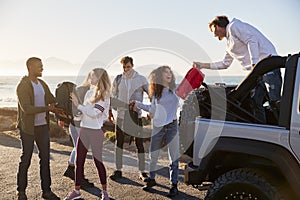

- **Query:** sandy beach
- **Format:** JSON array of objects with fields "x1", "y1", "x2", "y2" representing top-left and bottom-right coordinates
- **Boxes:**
[{"x1": 0, "y1": 107, "x2": 206, "y2": 199}]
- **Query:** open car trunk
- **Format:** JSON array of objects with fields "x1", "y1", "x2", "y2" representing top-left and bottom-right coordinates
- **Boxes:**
[{"x1": 197, "y1": 55, "x2": 287, "y2": 126}]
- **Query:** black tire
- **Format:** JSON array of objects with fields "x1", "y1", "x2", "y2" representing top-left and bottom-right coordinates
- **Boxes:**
[{"x1": 205, "y1": 168, "x2": 284, "y2": 200}]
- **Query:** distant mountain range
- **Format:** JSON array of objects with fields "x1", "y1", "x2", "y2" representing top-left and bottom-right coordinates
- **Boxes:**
[{"x1": 0, "y1": 57, "x2": 249, "y2": 77}]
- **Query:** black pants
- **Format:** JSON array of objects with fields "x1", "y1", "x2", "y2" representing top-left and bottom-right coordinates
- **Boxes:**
[
  {"x1": 115, "y1": 118, "x2": 145, "y2": 171},
  {"x1": 17, "y1": 125, "x2": 51, "y2": 193}
]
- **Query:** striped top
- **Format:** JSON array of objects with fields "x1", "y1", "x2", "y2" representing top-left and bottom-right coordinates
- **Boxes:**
[{"x1": 77, "y1": 86, "x2": 110, "y2": 129}]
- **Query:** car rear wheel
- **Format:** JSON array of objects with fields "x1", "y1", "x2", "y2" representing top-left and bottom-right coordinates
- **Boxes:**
[{"x1": 205, "y1": 168, "x2": 284, "y2": 200}]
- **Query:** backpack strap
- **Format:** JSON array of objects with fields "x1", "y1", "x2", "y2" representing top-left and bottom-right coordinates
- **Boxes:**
[
  {"x1": 115, "y1": 74, "x2": 122, "y2": 97},
  {"x1": 111, "y1": 74, "x2": 128, "y2": 110}
]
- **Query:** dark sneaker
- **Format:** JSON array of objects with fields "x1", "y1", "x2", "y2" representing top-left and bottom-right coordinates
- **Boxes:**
[
  {"x1": 64, "y1": 190, "x2": 81, "y2": 200},
  {"x1": 63, "y1": 165, "x2": 75, "y2": 180},
  {"x1": 42, "y1": 191, "x2": 60, "y2": 200},
  {"x1": 81, "y1": 177, "x2": 94, "y2": 188},
  {"x1": 17, "y1": 191, "x2": 27, "y2": 200},
  {"x1": 142, "y1": 178, "x2": 157, "y2": 191},
  {"x1": 139, "y1": 172, "x2": 149, "y2": 182},
  {"x1": 167, "y1": 184, "x2": 179, "y2": 197},
  {"x1": 109, "y1": 170, "x2": 122, "y2": 180}
]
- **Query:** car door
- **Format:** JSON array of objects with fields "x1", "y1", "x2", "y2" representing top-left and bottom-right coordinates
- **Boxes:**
[{"x1": 290, "y1": 55, "x2": 300, "y2": 161}]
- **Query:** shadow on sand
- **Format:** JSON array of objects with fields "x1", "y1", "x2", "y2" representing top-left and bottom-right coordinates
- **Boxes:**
[{"x1": 0, "y1": 132, "x2": 21, "y2": 149}]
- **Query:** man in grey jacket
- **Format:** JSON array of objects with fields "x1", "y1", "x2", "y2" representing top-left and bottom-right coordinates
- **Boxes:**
[{"x1": 109, "y1": 56, "x2": 149, "y2": 182}]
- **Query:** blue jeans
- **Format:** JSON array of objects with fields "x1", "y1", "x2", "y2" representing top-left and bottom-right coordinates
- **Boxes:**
[
  {"x1": 17, "y1": 125, "x2": 51, "y2": 193},
  {"x1": 149, "y1": 120, "x2": 179, "y2": 185},
  {"x1": 253, "y1": 68, "x2": 282, "y2": 123},
  {"x1": 69, "y1": 124, "x2": 80, "y2": 165}
]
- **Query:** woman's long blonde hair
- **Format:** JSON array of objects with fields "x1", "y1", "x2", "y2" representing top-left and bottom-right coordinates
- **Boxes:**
[{"x1": 89, "y1": 68, "x2": 111, "y2": 103}]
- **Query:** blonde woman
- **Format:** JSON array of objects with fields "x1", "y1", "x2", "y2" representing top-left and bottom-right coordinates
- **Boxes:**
[
  {"x1": 65, "y1": 68, "x2": 111, "y2": 200},
  {"x1": 62, "y1": 72, "x2": 93, "y2": 188}
]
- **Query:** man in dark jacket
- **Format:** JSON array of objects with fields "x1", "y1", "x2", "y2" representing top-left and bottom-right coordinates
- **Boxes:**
[{"x1": 16, "y1": 57, "x2": 61, "y2": 200}]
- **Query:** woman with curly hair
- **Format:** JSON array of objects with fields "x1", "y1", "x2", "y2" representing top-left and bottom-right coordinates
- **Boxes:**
[{"x1": 133, "y1": 65, "x2": 180, "y2": 197}]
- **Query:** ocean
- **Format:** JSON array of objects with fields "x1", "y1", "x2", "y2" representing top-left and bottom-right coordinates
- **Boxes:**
[
  {"x1": 0, "y1": 75, "x2": 244, "y2": 108},
  {"x1": 0, "y1": 76, "x2": 81, "y2": 108}
]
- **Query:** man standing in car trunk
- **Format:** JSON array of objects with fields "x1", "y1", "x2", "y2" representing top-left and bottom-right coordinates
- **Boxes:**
[{"x1": 194, "y1": 15, "x2": 282, "y2": 123}]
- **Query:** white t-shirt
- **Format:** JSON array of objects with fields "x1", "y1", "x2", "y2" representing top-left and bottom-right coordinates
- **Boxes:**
[{"x1": 32, "y1": 80, "x2": 47, "y2": 126}]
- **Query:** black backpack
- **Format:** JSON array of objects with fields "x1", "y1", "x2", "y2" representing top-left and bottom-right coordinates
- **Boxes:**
[{"x1": 55, "y1": 81, "x2": 77, "y2": 125}]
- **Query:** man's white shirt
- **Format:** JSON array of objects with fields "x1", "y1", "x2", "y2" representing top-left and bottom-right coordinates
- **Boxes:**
[{"x1": 210, "y1": 18, "x2": 277, "y2": 70}]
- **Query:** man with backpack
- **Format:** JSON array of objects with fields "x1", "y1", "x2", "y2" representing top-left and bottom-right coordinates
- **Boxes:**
[{"x1": 109, "y1": 56, "x2": 149, "y2": 182}]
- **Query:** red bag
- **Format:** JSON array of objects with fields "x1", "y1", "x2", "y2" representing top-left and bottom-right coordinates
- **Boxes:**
[{"x1": 176, "y1": 68, "x2": 205, "y2": 99}]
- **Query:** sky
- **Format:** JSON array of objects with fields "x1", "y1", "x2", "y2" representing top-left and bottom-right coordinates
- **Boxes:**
[{"x1": 0, "y1": 0, "x2": 299, "y2": 77}]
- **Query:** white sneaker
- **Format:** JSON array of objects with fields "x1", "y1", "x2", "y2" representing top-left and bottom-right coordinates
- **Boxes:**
[
  {"x1": 64, "y1": 190, "x2": 81, "y2": 200},
  {"x1": 101, "y1": 190, "x2": 110, "y2": 200}
]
